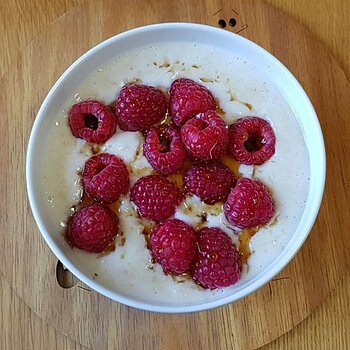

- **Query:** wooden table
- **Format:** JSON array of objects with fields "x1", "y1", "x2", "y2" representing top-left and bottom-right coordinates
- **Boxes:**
[{"x1": 1, "y1": 0, "x2": 349, "y2": 349}]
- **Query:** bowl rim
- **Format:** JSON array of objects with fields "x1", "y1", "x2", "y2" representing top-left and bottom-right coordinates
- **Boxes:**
[{"x1": 26, "y1": 22, "x2": 326, "y2": 313}]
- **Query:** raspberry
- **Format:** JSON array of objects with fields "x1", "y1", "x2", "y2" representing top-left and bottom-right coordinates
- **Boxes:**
[
  {"x1": 191, "y1": 227, "x2": 241, "y2": 289},
  {"x1": 67, "y1": 204, "x2": 119, "y2": 253},
  {"x1": 115, "y1": 84, "x2": 167, "y2": 131},
  {"x1": 181, "y1": 110, "x2": 228, "y2": 160},
  {"x1": 224, "y1": 177, "x2": 275, "y2": 229},
  {"x1": 229, "y1": 117, "x2": 276, "y2": 165},
  {"x1": 150, "y1": 219, "x2": 197, "y2": 274},
  {"x1": 169, "y1": 78, "x2": 216, "y2": 126},
  {"x1": 143, "y1": 127, "x2": 187, "y2": 175},
  {"x1": 184, "y1": 162, "x2": 236, "y2": 204},
  {"x1": 82, "y1": 153, "x2": 129, "y2": 204},
  {"x1": 130, "y1": 175, "x2": 183, "y2": 221},
  {"x1": 69, "y1": 100, "x2": 117, "y2": 144}
]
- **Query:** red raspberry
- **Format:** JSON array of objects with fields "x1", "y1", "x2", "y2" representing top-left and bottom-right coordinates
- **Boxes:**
[
  {"x1": 150, "y1": 219, "x2": 197, "y2": 275},
  {"x1": 184, "y1": 162, "x2": 236, "y2": 204},
  {"x1": 229, "y1": 117, "x2": 276, "y2": 165},
  {"x1": 191, "y1": 227, "x2": 241, "y2": 289},
  {"x1": 82, "y1": 153, "x2": 129, "y2": 204},
  {"x1": 115, "y1": 84, "x2": 167, "y2": 131},
  {"x1": 143, "y1": 127, "x2": 187, "y2": 175},
  {"x1": 224, "y1": 177, "x2": 275, "y2": 229},
  {"x1": 67, "y1": 204, "x2": 119, "y2": 253},
  {"x1": 181, "y1": 110, "x2": 228, "y2": 160},
  {"x1": 69, "y1": 100, "x2": 117, "y2": 144},
  {"x1": 169, "y1": 78, "x2": 216, "y2": 126},
  {"x1": 130, "y1": 175, "x2": 183, "y2": 221}
]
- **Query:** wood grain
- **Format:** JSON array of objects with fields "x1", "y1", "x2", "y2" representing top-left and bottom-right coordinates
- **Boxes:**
[
  {"x1": 0, "y1": 0, "x2": 86, "y2": 78},
  {"x1": 0, "y1": 277, "x2": 86, "y2": 350},
  {"x1": 264, "y1": 0, "x2": 350, "y2": 79},
  {"x1": 1, "y1": 270, "x2": 350, "y2": 349},
  {"x1": 1, "y1": 0, "x2": 350, "y2": 349}
]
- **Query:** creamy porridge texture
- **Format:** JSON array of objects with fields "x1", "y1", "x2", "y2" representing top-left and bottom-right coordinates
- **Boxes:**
[{"x1": 43, "y1": 41, "x2": 310, "y2": 303}]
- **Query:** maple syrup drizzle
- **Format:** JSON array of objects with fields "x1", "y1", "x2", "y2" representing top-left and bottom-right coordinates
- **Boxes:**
[
  {"x1": 243, "y1": 102, "x2": 253, "y2": 111},
  {"x1": 216, "y1": 106, "x2": 225, "y2": 116},
  {"x1": 166, "y1": 158, "x2": 192, "y2": 190},
  {"x1": 63, "y1": 81, "x2": 264, "y2": 274},
  {"x1": 70, "y1": 189, "x2": 94, "y2": 212},
  {"x1": 102, "y1": 240, "x2": 116, "y2": 255},
  {"x1": 238, "y1": 226, "x2": 261, "y2": 264},
  {"x1": 221, "y1": 154, "x2": 241, "y2": 179},
  {"x1": 90, "y1": 143, "x2": 101, "y2": 155},
  {"x1": 170, "y1": 272, "x2": 193, "y2": 283},
  {"x1": 141, "y1": 222, "x2": 155, "y2": 249},
  {"x1": 158, "y1": 112, "x2": 173, "y2": 127},
  {"x1": 118, "y1": 237, "x2": 126, "y2": 247}
]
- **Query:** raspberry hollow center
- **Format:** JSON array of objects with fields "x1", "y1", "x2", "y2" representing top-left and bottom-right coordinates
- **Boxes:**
[
  {"x1": 197, "y1": 119, "x2": 209, "y2": 130},
  {"x1": 95, "y1": 163, "x2": 106, "y2": 174},
  {"x1": 83, "y1": 114, "x2": 99, "y2": 130},
  {"x1": 158, "y1": 132, "x2": 172, "y2": 153},
  {"x1": 244, "y1": 130, "x2": 265, "y2": 152}
]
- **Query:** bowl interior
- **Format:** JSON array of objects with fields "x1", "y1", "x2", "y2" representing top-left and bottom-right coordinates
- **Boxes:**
[{"x1": 26, "y1": 23, "x2": 325, "y2": 313}]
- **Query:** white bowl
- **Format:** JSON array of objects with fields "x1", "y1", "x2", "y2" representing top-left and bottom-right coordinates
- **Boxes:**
[{"x1": 26, "y1": 23, "x2": 326, "y2": 313}]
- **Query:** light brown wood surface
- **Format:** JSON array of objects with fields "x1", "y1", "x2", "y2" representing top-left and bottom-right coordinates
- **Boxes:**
[{"x1": 1, "y1": 0, "x2": 350, "y2": 349}]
